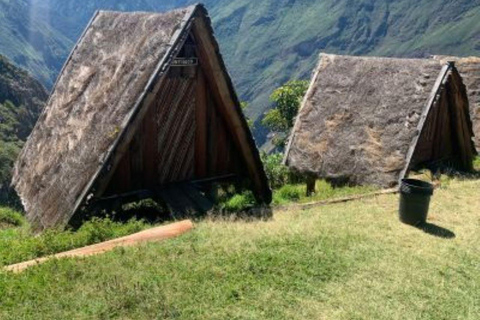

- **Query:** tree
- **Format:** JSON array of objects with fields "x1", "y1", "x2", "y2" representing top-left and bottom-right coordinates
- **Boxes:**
[
  {"x1": 240, "y1": 101, "x2": 254, "y2": 129},
  {"x1": 262, "y1": 80, "x2": 308, "y2": 148}
]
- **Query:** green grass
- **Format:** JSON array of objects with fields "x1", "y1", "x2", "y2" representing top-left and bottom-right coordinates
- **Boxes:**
[
  {"x1": 0, "y1": 207, "x2": 24, "y2": 229},
  {"x1": 0, "y1": 179, "x2": 479, "y2": 319},
  {"x1": 273, "y1": 180, "x2": 378, "y2": 205},
  {"x1": 474, "y1": 156, "x2": 480, "y2": 171},
  {"x1": 0, "y1": 216, "x2": 148, "y2": 267},
  {"x1": 216, "y1": 179, "x2": 377, "y2": 211},
  {"x1": 219, "y1": 191, "x2": 256, "y2": 212}
]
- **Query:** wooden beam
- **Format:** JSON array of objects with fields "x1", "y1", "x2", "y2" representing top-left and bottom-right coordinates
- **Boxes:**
[
  {"x1": 191, "y1": 17, "x2": 269, "y2": 203},
  {"x1": 207, "y1": 96, "x2": 218, "y2": 176},
  {"x1": 306, "y1": 176, "x2": 316, "y2": 197}
]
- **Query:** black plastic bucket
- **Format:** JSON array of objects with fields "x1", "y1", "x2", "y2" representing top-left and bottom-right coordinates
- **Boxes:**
[{"x1": 399, "y1": 179, "x2": 434, "y2": 226}]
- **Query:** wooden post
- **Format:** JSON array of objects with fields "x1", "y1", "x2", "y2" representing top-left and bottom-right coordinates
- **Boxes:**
[{"x1": 306, "y1": 175, "x2": 316, "y2": 197}]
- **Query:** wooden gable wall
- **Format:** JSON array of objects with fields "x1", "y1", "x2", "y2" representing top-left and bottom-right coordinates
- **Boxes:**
[
  {"x1": 411, "y1": 70, "x2": 475, "y2": 172},
  {"x1": 104, "y1": 33, "x2": 246, "y2": 196}
]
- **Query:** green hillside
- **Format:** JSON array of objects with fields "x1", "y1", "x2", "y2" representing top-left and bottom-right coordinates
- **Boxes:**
[
  {"x1": 207, "y1": 0, "x2": 480, "y2": 124},
  {"x1": 1, "y1": 0, "x2": 479, "y2": 142},
  {"x1": 0, "y1": 55, "x2": 48, "y2": 203},
  {"x1": 0, "y1": 0, "x2": 72, "y2": 86}
]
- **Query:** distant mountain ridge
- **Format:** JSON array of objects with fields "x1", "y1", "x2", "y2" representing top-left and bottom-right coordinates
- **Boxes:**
[{"x1": 1, "y1": 0, "x2": 480, "y2": 143}]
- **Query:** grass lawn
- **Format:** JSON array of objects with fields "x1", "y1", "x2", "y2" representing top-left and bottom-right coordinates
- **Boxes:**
[
  {"x1": 1, "y1": 178, "x2": 479, "y2": 319},
  {"x1": 272, "y1": 180, "x2": 378, "y2": 205}
]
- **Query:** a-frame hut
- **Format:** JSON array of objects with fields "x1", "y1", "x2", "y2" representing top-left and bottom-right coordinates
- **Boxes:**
[
  {"x1": 12, "y1": 4, "x2": 271, "y2": 231},
  {"x1": 284, "y1": 54, "x2": 476, "y2": 188},
  {"x1": 433, "y1": 56, "x2": 480, "y2": 150}
]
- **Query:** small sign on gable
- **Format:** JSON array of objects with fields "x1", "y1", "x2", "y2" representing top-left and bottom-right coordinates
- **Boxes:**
[{"x1": 171, "y1": 58, "x2": 198, "y2": 67}]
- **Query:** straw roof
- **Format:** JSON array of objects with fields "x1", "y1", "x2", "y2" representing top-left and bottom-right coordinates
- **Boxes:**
[{"x1": 285, "y1": 54, "x2": 475, "y2": 187}]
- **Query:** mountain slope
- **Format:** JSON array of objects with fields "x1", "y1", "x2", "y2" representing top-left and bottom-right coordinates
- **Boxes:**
[
  {"x1": 0, "y1": 0, "x2": 72, "y2": 86},
  {"x1": 0, "y1": 55, "x2": 47, "y2": 142},
  {"x1": 0, "y1": 54, "x2": 48, "y2": 201},
  {"x1": 207, "y1": 0, "x2": 480, "y2": 121},
  {"x1": 0, "y1": 0, "x2": 479, "y2": 142}
]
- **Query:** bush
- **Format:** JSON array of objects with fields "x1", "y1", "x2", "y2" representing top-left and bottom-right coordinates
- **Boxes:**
[
  {"x1": 220, "y1": 191, "x2": 255, "y2": 212},
  {"x1": 262, "y1": 153, "x2": 291, "y2": 189},
  {"x1": 78, "y1": 217, "x2": 146, "y2": 243},
  {"x1": 0, "y1": 207, "x2": 24, "y2": 227},
  {"x1": 474, "y1": 156, "x2": 480, "y2": 171},
  {"x1": 262, "y1": 152, "x2": 306, "y2": 190},
  {"x1": 273, "y1": 184, "x2": 305, "y2": 204}
]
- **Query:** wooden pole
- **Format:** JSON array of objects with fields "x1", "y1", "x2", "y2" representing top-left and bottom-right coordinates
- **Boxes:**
[{"x1": 306, "y1": 175, "x2": 316, "y2": 197}]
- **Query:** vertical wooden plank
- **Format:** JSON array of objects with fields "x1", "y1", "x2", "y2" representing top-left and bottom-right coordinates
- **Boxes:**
[
  {"x1": 449, "y1": 74, "x2": 473, "y2": 170},
  {"x1": 104, "y1": 147, "x2": 131, "y2": 195},
  {"x1": 207, "y1": 87, "x2": 217, "y2": 176},
  {"x1": 154, "y1": 74, "x2": 196, "y2": 184},
  {"x1": 195, "y1": 68, "x2": 208, "y2": 178},
  {"x1": 431, "y1": 91, "x2": 448, "y2": 160},
  {"x1": 216, "y1": 114, "x2": 228, "y2": 174},
  {"x1": 119, "y1": 151, "x2": 131, "y2": 194},
  {"x1": 130, "y1": 134, "x2": 143, "y2": 190},
  {"x1": 306, "y1": 176, "x2": 316, "y2": 197},
  {"x1": 143, "y1": 101, "x2": 157, "y2": 188}
]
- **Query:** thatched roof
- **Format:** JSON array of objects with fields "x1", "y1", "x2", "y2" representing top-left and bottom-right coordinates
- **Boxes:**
[
  {"x1": 433, "y1": 56, "x2": 480, "y2": 150},
  {"x1": 13, "y1": 4, "x2": 270, "y2": 231},
  {"x1": 285, "y1": 54, "x2": 475, "y2": 187}
]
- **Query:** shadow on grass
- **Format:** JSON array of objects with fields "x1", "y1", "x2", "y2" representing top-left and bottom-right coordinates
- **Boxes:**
[
  {"x1": 416, "y1": 222, "x2": 456, "y2": 239},
  {"x1": 209, "y1": 206, "x2": 273, "y2": 222},
  {"x1": 73, "y1": 198, "x2": 273, "y2": 230},
  {"x1": 458, "y1": 170, "x2": 480, "y2": 180}
]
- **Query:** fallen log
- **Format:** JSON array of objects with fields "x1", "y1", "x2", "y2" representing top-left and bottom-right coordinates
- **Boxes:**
[{"x1": 5, "y1": 220, "x2": 194, "y2": 273}]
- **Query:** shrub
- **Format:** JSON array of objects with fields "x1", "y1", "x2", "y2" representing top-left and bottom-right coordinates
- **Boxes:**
[
  {"x1": 474, "y1": 156, "x2": 480, "y2": 171},
  {"x1": 262, "y1": 152, "x2": 306, "y2": 190},
  {"x1": 0, "y1": 207, "x2": 24, "y2": 227},
  {"x1": 78, "y1": 217, "x2": 146, "y2": 243},
  {"x1": 220, "y1": 191, "x2": 255, "y2": 212},
  {"x1": 274, "y1": 184, "x2": 304, "y2": 204},
  {"x1": 262, "y1": 153, "x2": 291, "y2": 189}
]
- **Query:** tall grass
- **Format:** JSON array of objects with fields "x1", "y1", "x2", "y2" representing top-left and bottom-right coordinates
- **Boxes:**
[
  {"x1": 474, "y1": 156, "x2": 480, "y2": 171},
  {"x1": 0, "y1": 207, "x2": 24, "y2": 228},
  {"x1": 0, "y1": 216, "x2": 148, "y2": 267},
  {"x1": 273, "y1": 180, "x2": 377, "y2": 205}
]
